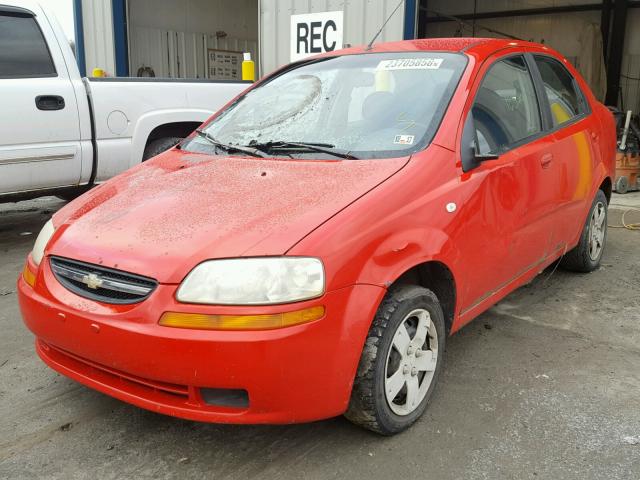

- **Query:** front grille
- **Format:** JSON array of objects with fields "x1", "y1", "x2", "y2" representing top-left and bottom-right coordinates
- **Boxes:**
[{"x1": 50, "y1": 256, "x2": 157, "y2": 304}]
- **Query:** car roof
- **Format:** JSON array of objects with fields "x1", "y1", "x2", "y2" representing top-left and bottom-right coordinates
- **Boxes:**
[{"x1": 317, "y1": 37, "x2": 548, "y2": 58}]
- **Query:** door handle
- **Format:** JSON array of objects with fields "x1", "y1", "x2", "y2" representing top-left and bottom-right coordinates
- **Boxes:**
[
  {"x1": 540, "y1": 153, "x2": 553, "y2": 169},
  {"x1": 35, "y1": 95, "x2": 65, "y2": 111}
]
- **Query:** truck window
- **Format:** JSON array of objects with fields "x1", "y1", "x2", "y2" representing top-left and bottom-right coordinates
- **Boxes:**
[
  {"x1": 472, "y1": 55, "x2": 541, "y2": 155},
  {"x1": 0, "y1": 14, "x2": 56, "y2": 78},
  {"x1": 534, "y1": 55, "x2": 585, "y2": 127}
]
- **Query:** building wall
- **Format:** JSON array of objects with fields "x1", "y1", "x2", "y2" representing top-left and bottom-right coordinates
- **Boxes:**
[
  {"x1": 422, "y1": 0, "x2": 640, "y2": 111},
  {"x1": 127, "y1": 0, "x2": 258, "y2": 79},
  {"x1": 81, "y1": 0, "x2": 116, "y2": 75},
  {"x1": 259, "y1": 0, "x2": 407, "y2": 76},
  {"x1": 620, "y1": 9, "x2": 640, "y2": 114}
]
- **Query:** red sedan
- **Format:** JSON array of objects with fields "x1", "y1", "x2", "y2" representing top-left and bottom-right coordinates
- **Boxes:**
[{"x1": 18, "y1": 38, "x2": 615, "y2": 435}]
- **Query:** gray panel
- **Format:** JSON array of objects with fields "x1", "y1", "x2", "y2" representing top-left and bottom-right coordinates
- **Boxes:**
[{"x1": 260, "y1": 0, "x2": 406, "y2": 75}]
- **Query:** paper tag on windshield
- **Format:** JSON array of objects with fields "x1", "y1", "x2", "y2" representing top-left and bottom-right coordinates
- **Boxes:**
[
  {"x1": 377, "y1": 58, "x2": 443, "y2": 71},
  {"x1": 394, "y1": 135, "x2": 415, "y2": 145}
]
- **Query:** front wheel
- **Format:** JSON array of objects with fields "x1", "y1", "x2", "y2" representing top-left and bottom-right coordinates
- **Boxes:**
[
  {"x1": 345, "y1": 285, "x2": 445, "y2": 435},
  {"x1": 561, "y1": 189, "x2": 608, "y2": 272}
]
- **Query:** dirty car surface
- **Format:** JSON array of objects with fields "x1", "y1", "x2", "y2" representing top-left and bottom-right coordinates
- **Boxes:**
[{"x1": 18, "y1": 38, "x2": 616, "y2": 435}]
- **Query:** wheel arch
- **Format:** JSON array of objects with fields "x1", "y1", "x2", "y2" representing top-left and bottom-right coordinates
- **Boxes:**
[
  {"x1": 129, "y1": 109, "x2": 211, "y2": 167},
  {"x1": 599, "y1": 176, "x2": 612, "y2": 203},
  {"x1": 388, "y1": 260, "x2": 457, "y2": 334}
]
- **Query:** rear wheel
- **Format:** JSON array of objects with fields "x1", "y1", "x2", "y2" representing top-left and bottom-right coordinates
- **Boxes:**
[
  {"x1": 345, "y1": 285, "x2": 445, "y2": 435},
  {"x1": 561, "y1": 189, "x2": 608, "y2": 272},
  {"x1": 142, "y1": 136, "x2": 182, "y2": 161}
]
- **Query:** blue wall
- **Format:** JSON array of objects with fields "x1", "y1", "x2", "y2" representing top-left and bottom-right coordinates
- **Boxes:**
[
  {"x1": 72, "y1": 0, "x2": 86, "y2": 76},
  {"x1": 403, "y1": 0, "x2": 417, "y2": 39},
  {"x1": 112, "y1": 0, "x2": 129, "y2": 76}
]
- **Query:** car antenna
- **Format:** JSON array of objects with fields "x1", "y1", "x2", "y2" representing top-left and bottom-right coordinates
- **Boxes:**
[{"x1": 366, "y1": 0, "x2": 405, "y2": 51}]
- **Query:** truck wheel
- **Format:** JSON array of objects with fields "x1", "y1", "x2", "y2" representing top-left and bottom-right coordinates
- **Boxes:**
[
  {"x1": 142, "y1": 137, "x2": 182, "y2": 161},
  {"x1": 345, "y1": 285, "x2": 445, "y2": 435},
  {"x1": 561, "y1": 189, "x2": 608, "y2": 272},
  {"x1": 615, "y1": 176, "x2": 629, "y2": 194}
]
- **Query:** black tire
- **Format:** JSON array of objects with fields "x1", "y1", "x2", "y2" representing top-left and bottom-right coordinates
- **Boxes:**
[
  {"x1": 142, "y1": 136, "x2": 183, "y2": 161},
  {"x1": 615, "y1": 176, "x2": 629, "y2": 194},
  {"x1": 345, "y1": 285, "x2": 446, "y2": 435},
  {"x1": 560, "y1": 189, "x2": 608, "y2": 272}
]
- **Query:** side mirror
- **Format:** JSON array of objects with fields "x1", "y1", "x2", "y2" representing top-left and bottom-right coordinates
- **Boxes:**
[{"x1": 461, "y1": 114, "x2": 499, "y2": 172}]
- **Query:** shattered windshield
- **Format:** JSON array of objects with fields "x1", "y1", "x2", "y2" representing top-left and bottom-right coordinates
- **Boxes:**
[{"x1": 183, "y1": 52, "x2": 467, "y2": 159}]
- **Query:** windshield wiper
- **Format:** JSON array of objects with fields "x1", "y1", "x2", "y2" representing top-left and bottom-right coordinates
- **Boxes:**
[
  {"x1": 246, "y1": 141, "x2": 359, "y2": 160},
  {"x1": 195, "y1": 129, "x2": 266, "y2": 158}
]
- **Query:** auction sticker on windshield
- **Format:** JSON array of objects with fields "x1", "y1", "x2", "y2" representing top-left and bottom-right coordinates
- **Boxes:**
[
  {"x1": 394, "y1": 134, "x2": 415, "y2": 145},
  {"x1": 377, "y1": 58, "x2": 443, "y2": 70}
]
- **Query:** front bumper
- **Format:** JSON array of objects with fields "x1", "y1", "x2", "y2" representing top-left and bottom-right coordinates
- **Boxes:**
[{"x1": 18, "y1": 257, "x2": 384, "y2": 424}]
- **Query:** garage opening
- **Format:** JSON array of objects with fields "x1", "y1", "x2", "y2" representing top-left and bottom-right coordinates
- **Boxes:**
[{"x1": 126, "y1": 0, "x2": 259, "y2": 80}]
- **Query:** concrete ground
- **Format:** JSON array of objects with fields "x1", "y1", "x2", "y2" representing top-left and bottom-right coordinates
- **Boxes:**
[{"x1": 1, "y1": 194, "x2": 639, "y2": 480}]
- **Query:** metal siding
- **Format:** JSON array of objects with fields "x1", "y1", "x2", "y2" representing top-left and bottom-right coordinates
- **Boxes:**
[
  {"x1": 621, "y1": 9, "x2": 640, "y2": 112},
  {"x1": 127, "y1": 0, "x2": 258, "y2": 78},
  {"x1": 425, "y1": 0, "x2": 601, "y2": 16},
  {"x1": 260, "y1": 0, "x2": 406, "y2": 76},
  {"x1": 422, "y1": 0, "x2": 640, "y2": 110},
  {"x1": 81, "y1": 0, "x2": 116, "y2": 75}
]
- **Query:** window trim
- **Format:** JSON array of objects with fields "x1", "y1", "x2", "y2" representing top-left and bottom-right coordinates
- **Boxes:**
[
  {"x1": 530, "y1": 53, "x2": 591, "y2": 134},
  {"x1": 0, "y1": 12, "x2": 58, "y2": 79},
  {"x1": 466, "y1": 52, "x2": 546, "y2": 157}
]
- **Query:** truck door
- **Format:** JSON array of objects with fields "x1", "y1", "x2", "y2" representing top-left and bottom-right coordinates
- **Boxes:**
[{"x1": 0, "y1": 6, "x2": 82, "y2": 195}]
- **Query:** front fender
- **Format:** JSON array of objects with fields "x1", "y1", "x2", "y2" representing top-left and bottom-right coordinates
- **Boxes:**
[{"x1": 356, "y1": 227, "x2": 461, "y2": 290}]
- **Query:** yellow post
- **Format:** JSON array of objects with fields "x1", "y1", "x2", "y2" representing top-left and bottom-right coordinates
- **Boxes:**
[
  {"x1": 92, "y1": 68, "x2": 106, "y2": 78},
  {"x1": 242, "y1": 53, "x2": 255, "y2": 82}
]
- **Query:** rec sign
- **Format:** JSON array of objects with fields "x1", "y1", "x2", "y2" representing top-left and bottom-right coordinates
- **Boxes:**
[{"x1": 290, "y1": 11, "x2": 344, "y2": 62}]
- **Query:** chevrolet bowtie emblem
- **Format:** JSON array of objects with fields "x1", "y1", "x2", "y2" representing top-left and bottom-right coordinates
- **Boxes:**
[{"x1": 82, "y1": 273, "x2": 103, "y2": 290}]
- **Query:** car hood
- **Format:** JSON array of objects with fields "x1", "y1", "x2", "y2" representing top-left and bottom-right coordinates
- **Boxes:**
[{"x1": 50, "y1": 150, "x2": 409, "y2": 283}]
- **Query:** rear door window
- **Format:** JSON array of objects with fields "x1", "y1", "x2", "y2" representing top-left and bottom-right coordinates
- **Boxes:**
[
  {"x1": 0, "y1": 13, "x2": 56, "y2": 78},
  {"x1": 534, "y1": 55, "x2": 585, "y2": 127},
  {"x1": 472, "y1": 55, "x2": 542, "y2": 155}
]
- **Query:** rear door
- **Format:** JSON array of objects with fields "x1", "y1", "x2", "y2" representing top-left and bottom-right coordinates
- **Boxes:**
[
  {"x1": 457, "y1": 53, "x2": 560, "y2": 312},
  {"x1": 0, "y1": 5, "x2": 82, "y2": 195},
  {"x1": 530, "y1": 53, "x2": 599, "y2": 246}
]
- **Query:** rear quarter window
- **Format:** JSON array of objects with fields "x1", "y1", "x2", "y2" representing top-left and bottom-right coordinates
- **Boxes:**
[{"x1": 534, "y1": 55, "x2": 586, "y2": 127}]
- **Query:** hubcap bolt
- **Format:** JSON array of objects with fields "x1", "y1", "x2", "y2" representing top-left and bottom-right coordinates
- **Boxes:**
[
  {"x1": 415, "y1": 349, "x2": 423, "y2": 357},
  {"x1": 407, "y1": 346, "x2": 414, "y2": 356},
  {"x1": 411, "y1": 367, "x2": 417, "y2": 376},
  {"x1": 403, "y1": 365, "x2": 410, "y2": 375}
]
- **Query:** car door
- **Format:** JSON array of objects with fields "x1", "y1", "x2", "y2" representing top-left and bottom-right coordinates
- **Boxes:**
[
  {"x1": 456, "y1": 52, "x2": 561, "y2": 313},
  {"x1": 0, "y1": 5, "x2": 82, "y2": 195},
  {"x1": 530, "y1": 53, "x2": 599, "y2": 246}
]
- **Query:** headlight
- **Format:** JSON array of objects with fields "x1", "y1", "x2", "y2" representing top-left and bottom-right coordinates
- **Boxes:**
[
  {"x1": 176, "y1": 257, "x2": 325, "y2": 305},
  {"x1": 31, "y1": 219, "x2": 55, "y2": 266}
]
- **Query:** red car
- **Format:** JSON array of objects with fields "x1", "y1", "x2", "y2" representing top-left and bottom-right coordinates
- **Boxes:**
[{"x1": 18, "y1": 38, "x2": 615, "y2": 435}]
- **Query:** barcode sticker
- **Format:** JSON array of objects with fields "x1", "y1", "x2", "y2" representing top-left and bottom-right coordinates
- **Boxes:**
[{"x1": 377, "y1": 58, "x2": 443, "y2": 71}]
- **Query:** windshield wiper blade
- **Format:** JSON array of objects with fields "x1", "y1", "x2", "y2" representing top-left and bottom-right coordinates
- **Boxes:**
[
  {"x1": 247, "y1": 141, "x2": 359, "y2": 160},
  {"x1": 195, "y1": 129, "x2": 266, "y2": 158}
]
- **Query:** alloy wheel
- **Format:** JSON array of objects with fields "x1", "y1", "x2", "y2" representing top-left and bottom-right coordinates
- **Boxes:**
[
  {"x1": 588, "y1": 201, "x2": 606, "y2": 261},
  {"x1": 384, "y1": 308, "x2": 438, "y2": 416}
]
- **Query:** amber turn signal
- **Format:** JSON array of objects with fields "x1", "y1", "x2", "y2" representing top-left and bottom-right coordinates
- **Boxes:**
[
  {"x1": 159, "y1": 305, "x2": 325, "y2": 331},
  {"x1": 22, "y1": 264, "x2": 36, "y2": 288}
]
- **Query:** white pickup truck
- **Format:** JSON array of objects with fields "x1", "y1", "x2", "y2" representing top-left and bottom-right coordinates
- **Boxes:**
[{"x1": 0, "y1": 1, "x2": 247, "y2": 202}]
